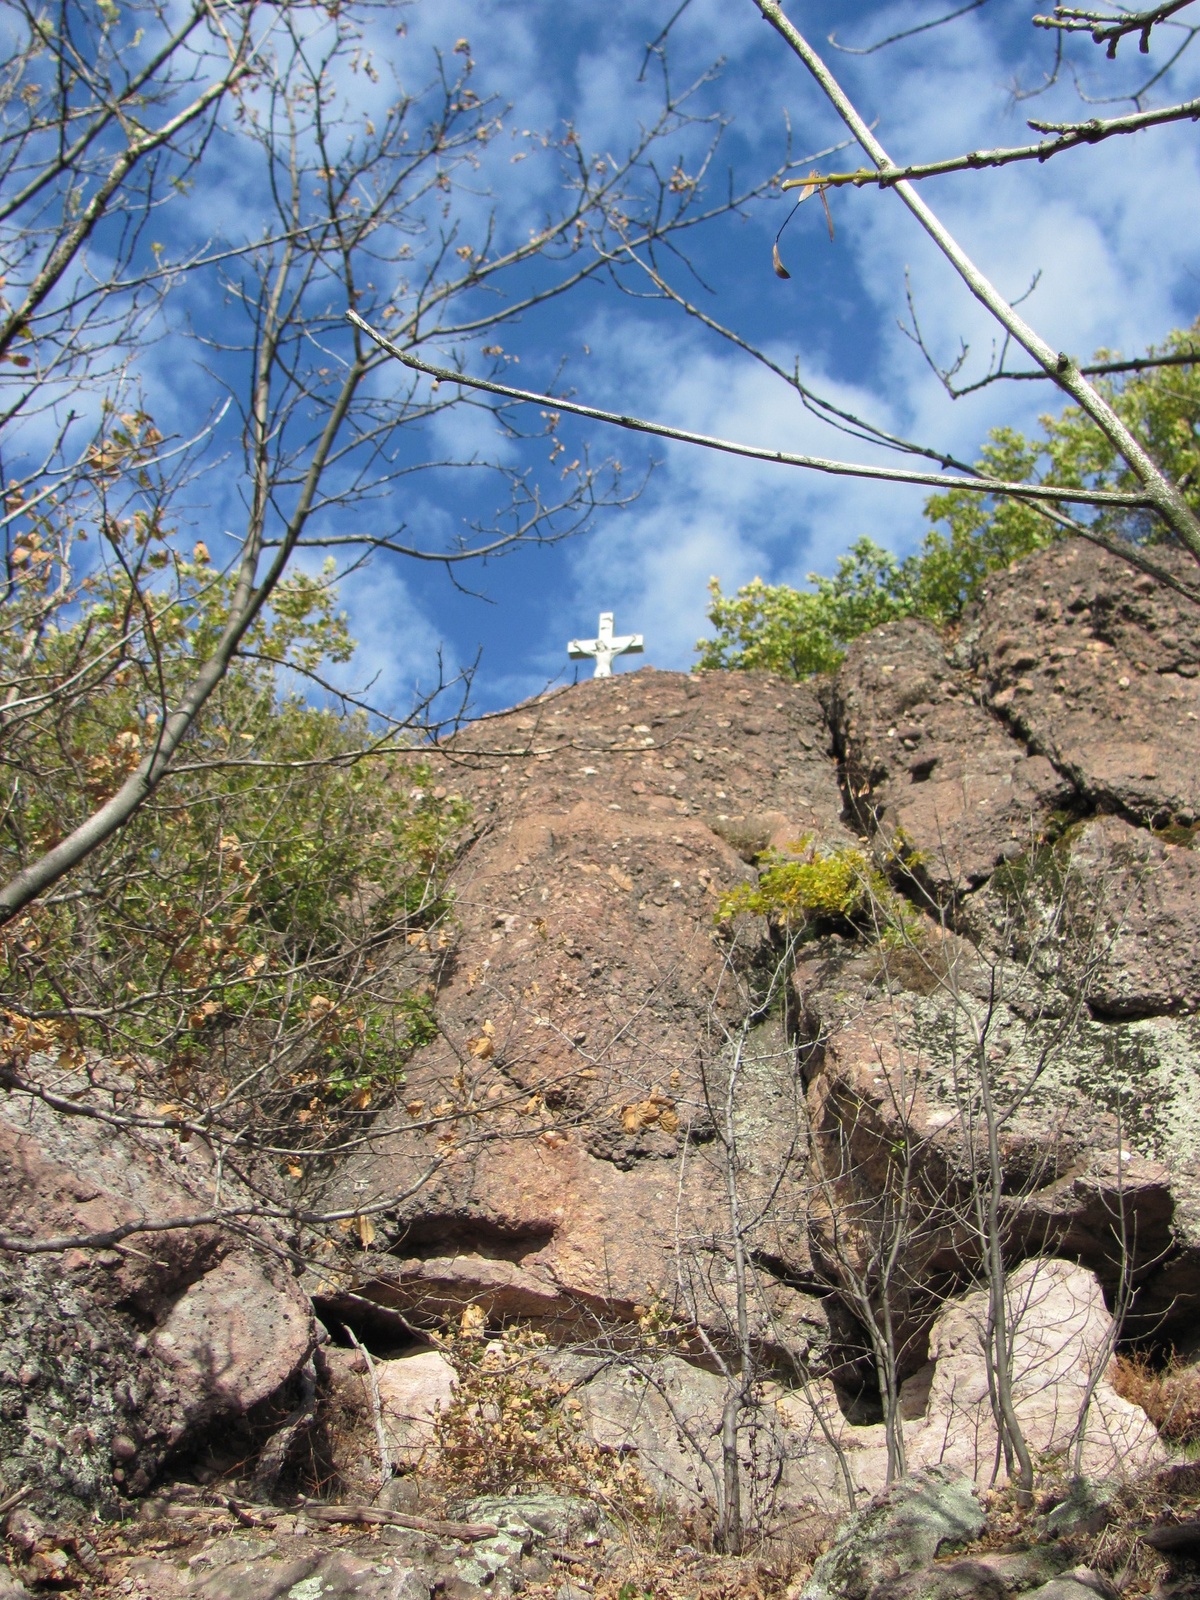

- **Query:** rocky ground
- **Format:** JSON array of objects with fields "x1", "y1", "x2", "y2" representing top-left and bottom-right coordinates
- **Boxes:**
[{"x1": 5, "y1": 538, "x2": 1200, "y2": 1597}]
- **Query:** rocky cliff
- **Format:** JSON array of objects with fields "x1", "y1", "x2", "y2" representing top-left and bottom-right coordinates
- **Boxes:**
[
  {"x1": 4, "y1": 537, "x2": 1200, "y2": 1592},
  {"x1": 319, "y1": 538, "x2": 1200, "y2": 1361}
]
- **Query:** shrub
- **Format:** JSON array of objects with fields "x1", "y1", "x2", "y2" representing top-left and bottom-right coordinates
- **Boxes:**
[
  {"x1": 0, "y1": 513, "x2": 470, "y2": 1144},
  {"x1": 716, "y1": 835, "x2": 914, "y2": 942},
  {"x1": 428, "y1": 1324, "x2": 656, "y2": 1515}
]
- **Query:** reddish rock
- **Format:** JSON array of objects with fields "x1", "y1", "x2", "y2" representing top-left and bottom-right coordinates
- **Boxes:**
[
  {"x1": 318, "y1": 670, "x2": 841, "y2": 1360},
  {"x1": 833, "y1": 619, "x2": 1071, "y2": 894},
  {"x1": 0, "y1": 1069, "x2": 316, "y2": 1513},
  {"x1": 1066, "y1": 814, "x2": 1200, "y2": 1015},
  {"x1": 972, "y1": 541, "x2": 1200, "y2": 825}
]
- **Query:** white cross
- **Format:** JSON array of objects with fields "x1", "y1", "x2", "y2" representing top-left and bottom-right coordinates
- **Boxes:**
[{"x1": 567, "y1": 611, "x2": 644, "y2": 679}]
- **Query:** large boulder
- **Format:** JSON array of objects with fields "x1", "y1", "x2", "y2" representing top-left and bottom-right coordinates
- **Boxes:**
[
  {"x1": 0, "y1": 1063, "x2": 316, "y2": 1515},
  {"x1": 770, "y1": 1260, "x2": 1161, "y2": 1503},
  {"x1": 800, "y1": 1465, "x2": 985, "y2": 1600},
  {"x1": 315, "y1": 669, "x2": 843, "y2": 1360}
]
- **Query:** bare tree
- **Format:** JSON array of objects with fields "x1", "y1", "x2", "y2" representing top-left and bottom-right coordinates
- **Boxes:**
[
  {"x1": 357, "y1": 0, "x2": 1200, "y2": 607},
  {"x1": 0, "y1": 0, "x2": 807, "y2": 926}
]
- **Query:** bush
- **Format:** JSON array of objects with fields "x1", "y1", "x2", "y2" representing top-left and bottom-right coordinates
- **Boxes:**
[
  {"x1": 1112, "y1": 1351, "x2": 1200, "y2": 1446},
  {"x1": 0, "y1": 485, "x2": 470, "y2": 1145},
  {"x1": 716, "y1": 835, "x2": 913, "y2": 942},
  {"x1": 428, "y1": 1324, "x2": 656, "y2": 1514}
]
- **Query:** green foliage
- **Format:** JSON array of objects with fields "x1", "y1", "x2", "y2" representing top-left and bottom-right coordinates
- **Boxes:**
[
  {"x1": 716, "y1": 835, "x2": 913, "y2": 942},
  {"x1": 0, "y1": 441, "x2": 469, "y2": 1127},
  {"x1": 697, "y1": 321, "x2": 1200, "y2": 678}
]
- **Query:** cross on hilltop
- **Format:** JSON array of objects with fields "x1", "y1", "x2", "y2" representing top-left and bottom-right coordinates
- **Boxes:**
[{"x1": 567, "y1": 611, "x2": 644, "y2": 679}]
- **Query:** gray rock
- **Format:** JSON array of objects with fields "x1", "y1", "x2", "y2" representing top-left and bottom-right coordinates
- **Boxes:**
[
  {"x1": 868, "y1": 1545, "x2": 1074, "y2": 1600},
  {"x1": 801, "y1": 1465, "x2": 985, "y2": 1600},
  {"x1": 0, "y1": 1564, "x2": 34, "y2": 1600},
  {"x1": 125, "y1": 1544, "x2": 430, "y2": 1600},
  {"x1": 1044, "y1": 1480, "x2": 1117, "y2": 1539},
  {"x1": 458, "y1": 1493, "x2": 605, "y2": 1543},
  {"x1": 1013, "y1": 1571, "x2": 1118, "y2": 1600},
  {"x1": 0, "y1": 1066, "x2": 315, "y2": 1517},
  {"x1": 867, "y1": 1559, "x2": 1008, "y2": 1600}
]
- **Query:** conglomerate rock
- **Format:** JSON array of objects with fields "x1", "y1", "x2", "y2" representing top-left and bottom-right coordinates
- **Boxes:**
[
  {"x1": 971, "y1": 541, "x2": 1200, "y2": 826},
  {"x1": 316, "y1": 668, "x2": 844, "y2": 1362},
  {"x1": 308, "y1": 538, "x2": 1200, "y2": 1499},
  {"x1": 833, "y1": 618, "x2": 1070, "y2": 893}
]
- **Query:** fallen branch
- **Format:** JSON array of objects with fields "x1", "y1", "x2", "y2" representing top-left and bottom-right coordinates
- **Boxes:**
[
  {"x1": 344, "y1": 1328, "x2": 392, "y2": 1494},
  {"x1": 0, "y1": 1486, "x2": 31, "y2": 1518}
]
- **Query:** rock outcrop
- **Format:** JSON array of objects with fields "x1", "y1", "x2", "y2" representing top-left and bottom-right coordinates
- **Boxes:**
[
  {"x1": 7, "y1": 535, "x2": 1200, "y2": 1547},
  {"x1": 0, "y1": 1063, "x2": 316, "y2": 1515},
  {"x1": 316, "y1": 668, "x2": 846, "y2": 1364},
  {"x1": 298, "y1": 538, "x2": 1200, "y2": 1514}
]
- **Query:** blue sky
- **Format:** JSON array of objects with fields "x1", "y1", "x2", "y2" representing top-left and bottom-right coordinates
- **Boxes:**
[
  {"x1": 15, "y1": 0, "x2": 1200, "y2": 719},
  {"x1": 350, "y1": 0, "x2": 1200, "y2": 714}
]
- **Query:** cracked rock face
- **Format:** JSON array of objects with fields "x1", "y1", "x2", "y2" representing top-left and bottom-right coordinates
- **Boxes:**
[
  {"x1": 313, "y1": 539, "x2": 1200, "y2": 1485},
  {"x1": 971, "y1": 541, "x2": 1200, "y2": 826},
  {"x1": 11, "y1": 535, "x2": 1200, "y2": 1530},
  {"x1": 833, "y1": 617, "x2": 1071, "y2": 892}
]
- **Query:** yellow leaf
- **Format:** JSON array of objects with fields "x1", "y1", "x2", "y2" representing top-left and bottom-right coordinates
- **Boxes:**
[{"x1": 461, "y1": 1303, "x2": 486, "y2": 1336}]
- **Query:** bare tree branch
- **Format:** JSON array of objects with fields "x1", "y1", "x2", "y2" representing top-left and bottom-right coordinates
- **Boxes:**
[
  {"x1": 783, "y1": 94, "x2": 1200, "y2": 190},
  {"x1": 349, "y1": 313, "x2": 1158, "y2": 511},
  {"x1": 1033, "y1": 0, "x2": 1196, "y2": 57}
]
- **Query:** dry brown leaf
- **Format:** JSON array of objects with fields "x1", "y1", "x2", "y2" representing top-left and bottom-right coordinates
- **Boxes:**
[
  {"x1": 820, "y1": 186, "x2": 835, "y2": 242},
  {"x1": 772, "y1": 242, "x2": 791, "y2": 280},
  {"x1": 620, "y1": 1100, "x2": 660, "y2": 1134},
  {"x1": 356, "y1": 1214, "x2": 375, "y2": 1247}
]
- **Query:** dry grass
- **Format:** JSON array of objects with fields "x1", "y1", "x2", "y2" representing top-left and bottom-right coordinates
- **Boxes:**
[{"x1": 1113, "y1": 1351, "x2": 1200, "y2": 1446}]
